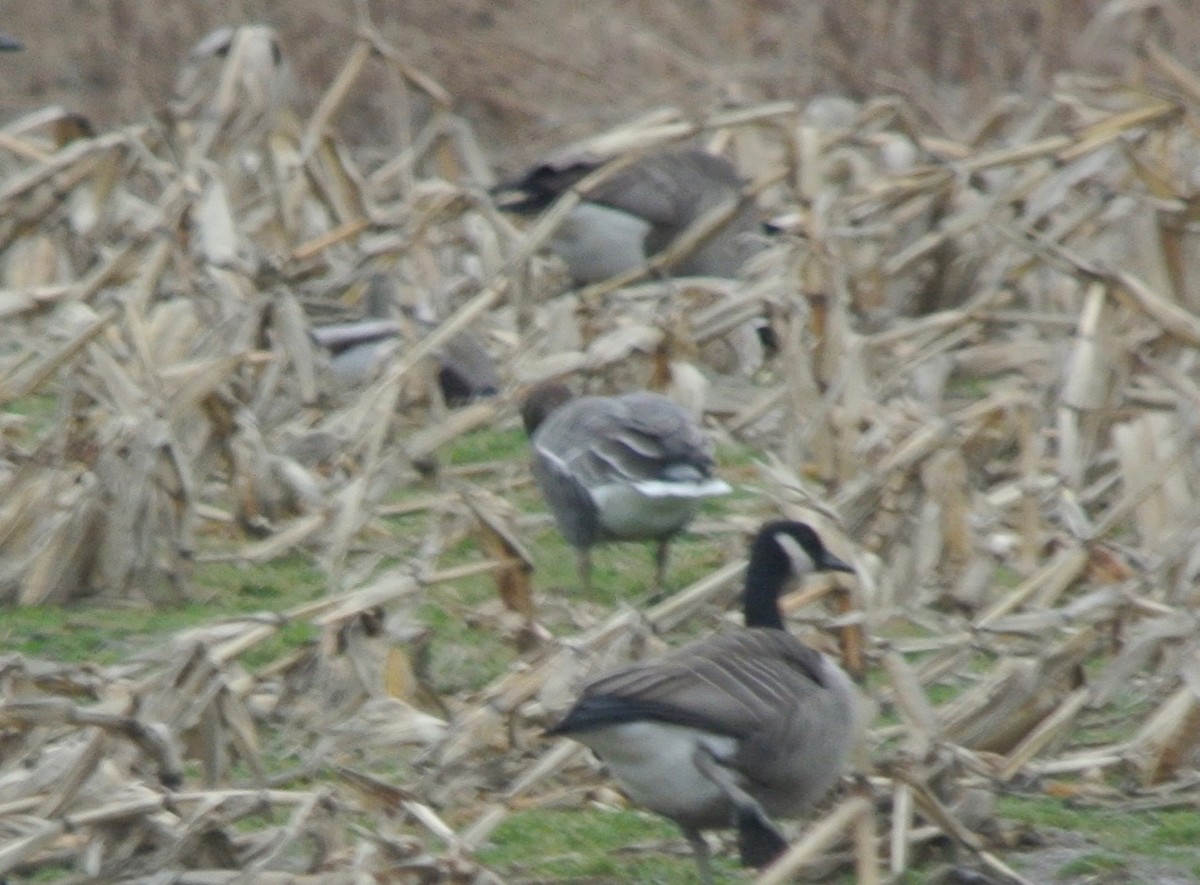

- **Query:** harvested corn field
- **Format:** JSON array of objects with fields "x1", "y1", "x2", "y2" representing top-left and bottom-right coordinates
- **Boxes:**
[{"x1": 4, "y1": 3, "x2": 1200, "y2": 883}]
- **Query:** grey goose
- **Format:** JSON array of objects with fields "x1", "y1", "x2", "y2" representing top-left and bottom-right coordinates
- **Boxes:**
[
  {"x1": 313, "y1": 319, "x2": 499, "y2": 404},
  {"x1": 494, "y1": 147, "x2": 764, "y2": 284},
  {"x1": 546, "y1": 520, "x2": 860, "y2": 881},
  {"x1": 310, "y1": 277, "x2": 500, "y2": 404},
  {"x1": 521, "y1": 382, "x2": 731, "y2": 595}
]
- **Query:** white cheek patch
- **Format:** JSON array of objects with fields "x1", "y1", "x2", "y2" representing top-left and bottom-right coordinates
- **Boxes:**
[{"x1": 773, "y1": 531, "x2": 816, "y2": 577}]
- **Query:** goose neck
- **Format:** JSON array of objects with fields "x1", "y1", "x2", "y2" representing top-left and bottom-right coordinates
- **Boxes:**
[{"x1": 742, "y1": 550, "x2": 789, "y2": 630}]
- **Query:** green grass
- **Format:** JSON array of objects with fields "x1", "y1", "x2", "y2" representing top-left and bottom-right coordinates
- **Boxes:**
[
  {"x1": 18, "y1": 862, "x2": 75, "y2": 883},
  {"x1": 946, "y1": 374, "x2": 991, "y2": 399},
  {"x1": 998, "y1": 794, "x2": 1200, "y2": 880},
  {"x1": 3, "y1": 393, "x2": 60, "y2": 449},
  {"x1": 156, "y1": 785, "x2": 1199, "y2": 885},
  {"x1": 1055, "y1": 853, "x2": 1129, "y2": 879},
  {"x1": 478, "y1": 807, "x2": 740, "y2": 883},
  {"x1": 444, "y1": 426, "x2": 527, "y2": 466},
  {"x1": 3, "y1": 555, "x2": 325, "y2": 665},
  {"x1": 993, "y1": 563, "x2": 1023, "y2": 588},
  {"x1": 4, "y1": 392, "x2": 58, "y2": 420},
  {"x1": 418, "y1": 591, "x2": 520, "y2": 693}
]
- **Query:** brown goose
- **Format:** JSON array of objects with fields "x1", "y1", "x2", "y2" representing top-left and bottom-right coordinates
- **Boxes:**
[
  {"x1": 521, "y1": 382, "x2": 730, "y2": 594},
  {"x1": 546, "y1": 520, "x2": 860, "y2": 882},
  {"x1": 494, "y1": 147, "x2": 763, "y2": 284}
]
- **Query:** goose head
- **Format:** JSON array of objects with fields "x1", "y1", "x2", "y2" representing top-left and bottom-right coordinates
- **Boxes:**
[
  {"x1": 520, "y1": 381, "x2": 575, "y2": 437},
  {"x1": 743, "y1": 520, "x2": 854, "y2": 629}
]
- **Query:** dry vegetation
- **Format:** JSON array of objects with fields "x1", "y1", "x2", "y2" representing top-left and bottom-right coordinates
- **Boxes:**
[{"x1": 4, "y1": 2, "x2": 1200, "y2": 883}]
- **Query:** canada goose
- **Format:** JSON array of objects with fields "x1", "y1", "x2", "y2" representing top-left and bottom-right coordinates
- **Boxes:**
[
  {"x1": 494, "y1": 147, "x2": 763, "y2": 284},
  {"x1": 546, "y1": 520, "x2": 860, "y2": 882},
  {"x1": 310, "y1": 278, "x2": 500, "y2": 404},
  {"x1": 521, "y1": 382, "x2": 731, "y2": 594},
  {"x1": 312, "y1": 320, "x2": 499, "y2": 404}
]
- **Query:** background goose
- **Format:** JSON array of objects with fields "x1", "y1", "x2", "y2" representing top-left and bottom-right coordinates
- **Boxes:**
[
  {"x1": 521, "y1": 382, "x2": 731, "y2": 594},
  {"x1": 494, "y1": 147, "x2": 764, "y2": 283},
  {"x1": 546, "y1": 520, "x2": 860, "y2": 882},
  {"x1": 310, "y1": 277, "x2": 500, "y2": 403},
  {"x1": 313, "y1": 319, "x2": 499, "y2": 404}
]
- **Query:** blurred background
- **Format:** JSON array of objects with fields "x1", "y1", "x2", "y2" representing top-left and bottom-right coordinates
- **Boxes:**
[{"x1": 2, "y1": 0, "x2": 1193, "y2": 164}]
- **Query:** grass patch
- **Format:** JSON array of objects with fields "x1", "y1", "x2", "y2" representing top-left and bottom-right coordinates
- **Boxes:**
[
  {"x1": 3, "y1": 555, "x2": 325, "y2": 665},
  {"x1": 478, "y1": 807, "x2": 736, "y2": 883},
  {"x1": 445, "y1": 426, "x2": 526, "y2": 466},
  {"x1": 16, "y1": 861, "x2": 75, "y2": 883},
  {"x1": 993, "y1": 563, "x2": 1023, "y2": 588},
  {"x1": 4, "y1": 392, "x2": 59, "y2": 433},
  {"x1": 418, "y1": 595, "x2": 517, "y2": 693},
  {"x1": 2, "y1": 603, "x2": 321, "y2": 669},
  {"x1": 947, "y1": 374, "x2": 991, "y2": 399},
  {"x1": 192, "y1": 555, "x2": 327, "y2": 604},
  {"x1": 998, "y1": 794, "x2": 1200, "y2": 879},
  {"x1": 1055, "y1": 853, "x2": 1128, "y2": 878}
]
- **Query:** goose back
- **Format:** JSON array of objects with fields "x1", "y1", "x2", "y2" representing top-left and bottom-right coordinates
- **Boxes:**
[
  {"x1": 527, "y1": 390, "x2": 727, "y2": 546},
  {"x1": 495, "y1": 147, "x2": 762, "y2": 281}
]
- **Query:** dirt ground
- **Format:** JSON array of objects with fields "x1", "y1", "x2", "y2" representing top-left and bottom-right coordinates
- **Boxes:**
[{"x1": 3, "y1": 0, "x2": 1194, "y2": 167}]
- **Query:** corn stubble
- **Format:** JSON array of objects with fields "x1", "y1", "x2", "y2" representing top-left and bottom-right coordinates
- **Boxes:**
[{"x1": 4, "y1": 9, "x2": 1200, "y2": 884}]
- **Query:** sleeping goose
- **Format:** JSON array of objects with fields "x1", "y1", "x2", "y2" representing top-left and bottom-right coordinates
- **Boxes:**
[
  {"x1": 310, "y1": 276, "x2": 500, "y2": 403},
  {"x1": 494, "y1": 147, "x2": 763, "y2": 284},
  {"x1": 313, "y1": 319, "x2": 499, "y2": 404},
  {"x1": 521, "y1": 382, "x2": 731, "y2": 595},
  {"x1": 546, "y1": 520, "x2": 860, "y2": 882}
]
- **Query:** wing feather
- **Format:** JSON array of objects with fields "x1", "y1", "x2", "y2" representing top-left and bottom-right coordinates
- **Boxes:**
[
  {"x1": 552, "y1": 630, "x2": 829, "y2": 740},
  {"x1": 534, "y1": 392, "x2": 716, "y2": 490}
]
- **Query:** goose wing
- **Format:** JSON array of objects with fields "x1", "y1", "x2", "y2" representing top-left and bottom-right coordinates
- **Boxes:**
[
  {"x1": 534, "y1": 392, "x2": 718, "y2": 491},
  {"x1": 587, "y1": 150, "x2": 742, "y2": 228},
  {"x1": 495, "y1": 149, "x2": 742, "y2": 227},
  {"x1": 550, "y1": 629, "x2": 829, "y2": 740}
]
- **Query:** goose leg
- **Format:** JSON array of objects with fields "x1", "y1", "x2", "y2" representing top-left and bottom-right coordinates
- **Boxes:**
[
  {"x1": 652, "y1": 537, "x2": 671, "y2": 595},
  {"x1": 692, "y1": 746, "x2": 788, "y2": 868},
  {"x1": 733, "y1": 806, "x2": 789, "y2": 869},
  {"x1": 681, "y1": 826, "x2": 715, "y2": 885},
  {"x1": 576, "y1": 547, "x2": 592, "y2": 595}
]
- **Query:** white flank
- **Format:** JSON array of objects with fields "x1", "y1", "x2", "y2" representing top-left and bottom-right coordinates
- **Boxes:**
[
  {"x1": 631, "y1": 478, "x2": 732, "y2": 499},
  {"x1": 550, "y1": 203, "x2": 652, "y2": 284},
  {"x1": 577, "y1": 721, "x2": 738, "y2": 821},
  {"x1": 593, "y1": 483, "x2": 709, "y2": 537}
]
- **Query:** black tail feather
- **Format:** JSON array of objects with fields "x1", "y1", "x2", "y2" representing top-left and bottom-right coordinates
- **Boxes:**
[{"x1": 735, "y1": 807, "x2": 788, "y2": 869}]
